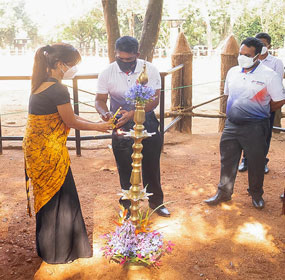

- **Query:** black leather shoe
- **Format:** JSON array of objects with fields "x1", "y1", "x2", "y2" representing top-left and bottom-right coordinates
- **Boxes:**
[
  {"x1": 252, "y1": 197, "x2": 265, "y2": 209},
  {"x1": 149, "y1": 204, "x2": 170, "y2": 217},
  {"x1": 264, "y1": 164, "x2": 269, "y2": 174},
  {"x1": 280, "y1": 193, "x2": 284, "y2": 200},
  {"x1": 238, "y1": 159, "x2": 248, "y2": 172},
  {"x1": 204, "y1": 190, "x2": 231, "y2": 206}
]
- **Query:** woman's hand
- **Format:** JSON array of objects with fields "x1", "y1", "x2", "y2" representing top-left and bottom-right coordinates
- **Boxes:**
[{"x1": 95, "y1": 121, "x2": 113, "y2": 133}]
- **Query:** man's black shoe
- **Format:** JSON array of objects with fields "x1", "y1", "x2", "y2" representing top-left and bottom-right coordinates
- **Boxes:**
[
  {"x1": 252, "y1": 197, "x2": 265, "y2": 209},
  {"x1": 204, "y1": 190, "x2": 231, "y2": 206},
  {"x1": 149, "y1": 203, "x2": 170, "y2": 217},
  {"x1": 280, "y1": 193, "x2": 284, "y2": 200},
  {"x1": 264, "y1": 164, "x2": 269, "y2": 174},
  {"x1": 238, "y1": 158, "x2": 247, "y2": 172}
]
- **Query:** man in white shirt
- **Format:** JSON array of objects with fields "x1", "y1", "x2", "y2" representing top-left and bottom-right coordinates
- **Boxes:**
[
  {"x1": 95, "y1": 36, "x2": 170, "y2": 217},
  {"x1": 238, "y1": 33, "x2": 284, "y2": 174},
  {"x1": 205, "y1": 37, "x2": 285, "y2": 209}
]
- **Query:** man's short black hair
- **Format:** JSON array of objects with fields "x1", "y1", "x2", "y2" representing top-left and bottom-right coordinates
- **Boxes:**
[
  {"x1": 255, "y1": 32, "x2": 271, "y2": 45},
  {"x1": 115, "y1": 36, "x2": 139, "y2": 54},
  {"x1": 241, "y1": 37, "x2": 264, "y2": 55}
]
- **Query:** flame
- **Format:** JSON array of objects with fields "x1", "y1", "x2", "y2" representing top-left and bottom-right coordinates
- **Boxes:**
[{"x1": 116, "y1": 129, "x2": 124, "y2": 135}]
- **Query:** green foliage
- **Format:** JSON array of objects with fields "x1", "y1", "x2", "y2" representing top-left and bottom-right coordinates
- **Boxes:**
[
  {"x1": 233, "y1": 12, "x2": 263, "y2": 43},
  {"x1": 182, "y1": 7, "x2": 207, "y2": 47},
  {"x1": 60, "y1": 8, "x2": 106, "y2": 48},
  {"x1": 0, "y1": 0, "x2": 39, "y2": 48},
  {"x1": 181, "y1": 0, "x2": 285, "y2": 49},
  {"x1": 156, "y1": 20, "x2": 170, "y2": 49}
]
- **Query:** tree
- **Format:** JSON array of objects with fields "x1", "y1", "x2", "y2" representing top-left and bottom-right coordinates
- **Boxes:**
[
  {"x1": 233, "y1": 13, "x2": 262, "y2": 43},
  {"x1": 138, "y1": 0, "x2": 163, "y2": 61},
  {"x1": 101, "y1": 0, "x2": 120, "y2": 62},
  {"x1": 101, "y1": 0, "x2": 164, "y2": 62},
  {"x1": 61, "y1": 8, "x2": 106, "y2": 48},
  {"x1": 181, "y1": 0, "x2": 285, "y2": 49},
  {"x1": 0, "y1": 0, "x2": 39, "y2": 48},
  {"x1": 182, "y1": 7, "x2": 207, "y2": 47}
]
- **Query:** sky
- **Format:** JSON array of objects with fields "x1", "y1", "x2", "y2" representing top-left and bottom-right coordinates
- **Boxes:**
[{"x1": 23, "y1": 0, "x2": 189, "y2": 35}]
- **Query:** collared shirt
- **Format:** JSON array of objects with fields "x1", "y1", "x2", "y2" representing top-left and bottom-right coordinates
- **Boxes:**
[
  {"x1": 97, "y1": 59, "x2": 161, "y2": 113},
  {"x1": 224, "y1": 63, "x2": 285, "y2": 123},
  {"x1": 260, "y1": 54, "x2": 284, "y2": 81}
]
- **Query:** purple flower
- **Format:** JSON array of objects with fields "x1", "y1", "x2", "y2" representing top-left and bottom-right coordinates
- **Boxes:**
[
  {"x1": 101, "y1": 221, "x2": 172, "y2": 266},
  {"x1": 125, "y1": 84, "x2": 156, "y2": 105}
]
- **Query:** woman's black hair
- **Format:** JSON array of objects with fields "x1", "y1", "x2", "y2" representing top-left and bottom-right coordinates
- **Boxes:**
[{"x1": 31, "y1": 43, "x2": 81, "y2": 93}]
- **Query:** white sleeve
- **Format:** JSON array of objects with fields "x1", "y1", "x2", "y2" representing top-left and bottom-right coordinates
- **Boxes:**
[
  {"x1": 146, "y1": 64, "x2": 161, "y2": 90},
  {"x1": 274, "y1": 59, "x2": 284, "y2": 81},
  {"x1": 267, "y1": 72, "x2": 285, "y2": 101},
  {"x1": 224, "y1": 71, "x2": 230, "y2": 95},
  {"x1": 96, "y1": 69, "x2": 109, "y2": 94}
]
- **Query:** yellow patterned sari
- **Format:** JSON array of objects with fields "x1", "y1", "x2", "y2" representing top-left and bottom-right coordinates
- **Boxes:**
[{"x1": 23, "y1": 112, "x2": 70, "y2": 214}]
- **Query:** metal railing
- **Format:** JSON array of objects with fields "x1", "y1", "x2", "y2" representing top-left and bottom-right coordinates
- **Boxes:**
[{"x1": 0, "y1": 64, "x2": 184, "y2": 155}]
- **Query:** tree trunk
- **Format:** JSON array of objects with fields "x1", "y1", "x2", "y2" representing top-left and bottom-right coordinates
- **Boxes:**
[
  {"x1": 102, "y1": 0, "x2": 120, "y2": 63},
  {"x1": 139, "y1": 0, "x2": 163, "y2": 62}
]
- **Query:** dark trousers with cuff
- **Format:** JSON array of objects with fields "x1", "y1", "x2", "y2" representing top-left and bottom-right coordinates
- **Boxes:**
[
  {"x1": 242, "y1": 111, "x2": 275, "y2": 164},
  {"x1": 218, "y1": 119, "x2": 269, "y2": 199},
  {"x1": 112, "y1": 111, "x2": 164, "y2": 209}
]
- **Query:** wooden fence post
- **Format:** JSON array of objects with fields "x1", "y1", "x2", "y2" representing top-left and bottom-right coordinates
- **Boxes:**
[
  {"x1": 171, "y1": 32, "x2": 193, "y2": 133},
  {"x1": 219, "y1": 35, "x2": 239, "y2": 132}
]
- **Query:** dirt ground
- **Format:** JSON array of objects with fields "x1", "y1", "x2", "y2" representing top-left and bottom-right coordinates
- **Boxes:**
[{"x1": 0, "y1": 118, "x2": 285, "y2": 280}]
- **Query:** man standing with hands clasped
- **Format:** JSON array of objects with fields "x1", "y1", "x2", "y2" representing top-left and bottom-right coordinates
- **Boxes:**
[
  {"x1": 238, "y1": 33, "x2": 284, "y2": 174},
  {"x1": 205, "y1": 37, "x2": 285, "y2": 209},
  {"x1": 95, "y1": 36, "x2": 170, "y2": 217}
]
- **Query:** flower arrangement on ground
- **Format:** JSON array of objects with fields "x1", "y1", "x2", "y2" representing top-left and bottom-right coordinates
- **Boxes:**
[{"x1": 101, "y1": 207, "x2": 174, "y2": 267}]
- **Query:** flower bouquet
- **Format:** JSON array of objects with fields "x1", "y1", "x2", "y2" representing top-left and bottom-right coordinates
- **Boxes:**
[
  {"x1": 101, "y1": 207, "x2": 174, "y2": 267},
  {"x1": 125, "y1": 83, "x2": 156, "y2": 105}
]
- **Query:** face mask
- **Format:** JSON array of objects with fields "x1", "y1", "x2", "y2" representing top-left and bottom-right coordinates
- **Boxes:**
[
  {"x1": 238, "y1": 54, "x2": 258, "y2": 69},
  {"x1": 116, "y1": 58, "x2": 137, "y2": 73},
  {"x1": 61, "y1": 65, "x2": 78, "y2": 79},
  {"x1": 261, "y1": 46, "x2": 268, "y2": 55}
]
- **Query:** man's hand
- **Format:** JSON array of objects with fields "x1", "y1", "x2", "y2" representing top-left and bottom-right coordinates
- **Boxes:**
[
  {"x1": 100, "y1": 111, "x2": 113, "y2": 122},
  {"x1": 116, "y1": 110, "x2": 134, "y2": 128},
  {"x1": 270, "y1": 99, "x2": 285, "y2": 112}
]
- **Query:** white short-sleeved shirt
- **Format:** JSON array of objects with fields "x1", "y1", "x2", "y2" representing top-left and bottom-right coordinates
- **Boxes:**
[
  {"x1": 260, "y1": 54, "x2": 284, "y2": 81},
  {"x1": 224, "y1": 63, "x2": 285, "y2": 123},
  {"x1": 97, "y1": 59, "x2": 161, "y2": 113}
]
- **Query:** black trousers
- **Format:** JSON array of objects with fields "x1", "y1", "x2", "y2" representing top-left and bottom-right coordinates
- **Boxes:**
[
  {"x1": 243, "y1": 111, "x2": 275, "y2": 163},
  {"x1": 218, "y1": 119, "x2": 269, "y2": 199},
  {"x1": 112, "y1": 111, "x2": 164, "y2": 209}
]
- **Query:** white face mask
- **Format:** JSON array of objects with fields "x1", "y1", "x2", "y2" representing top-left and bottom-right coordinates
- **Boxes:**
[
  {"x1": 238, "y1": 54, "x2": 258, "y2": 69},
  {"x1": 260, "y1": 46, "x2": 268, "y2": 55},
  {"x1": 61, "y1": 65, "x2": 78, "y2": 79}
]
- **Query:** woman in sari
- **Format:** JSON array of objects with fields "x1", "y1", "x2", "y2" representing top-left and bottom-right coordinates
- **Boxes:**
[{"x1": 23, "y1": 43, "x2": 111, "y2": 264}]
